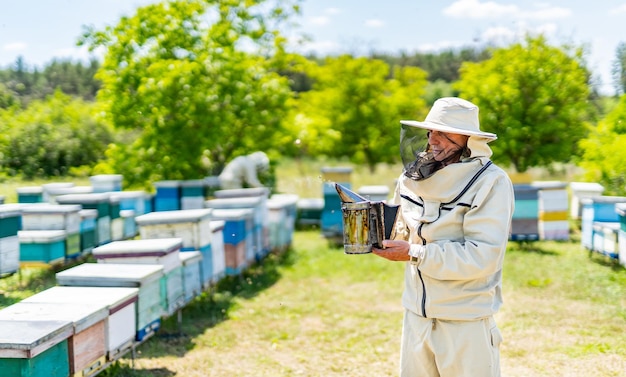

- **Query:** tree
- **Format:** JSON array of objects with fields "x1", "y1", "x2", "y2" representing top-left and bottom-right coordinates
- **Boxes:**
[
  {"x1": 0, "y1": 90, "x2": 114, "y2": 179},
  {"x1": 0, "y1": 83, "x2": 18, "y2": 109},
  {"x1": 79, "y1": 0, "x2": 301, "y2": 188},
  {"x1": 579, "y1": 94, "x2": 626, "y2": 195},
  {"x1": 455, "y1": 35, "x2": 593, "y2": 173},
  {"x1": 612, "y1": 42, "x2": 626, "y2": 96},
  {"x1": 287, "y1": 55, "x2": 428, "y2": 172}
]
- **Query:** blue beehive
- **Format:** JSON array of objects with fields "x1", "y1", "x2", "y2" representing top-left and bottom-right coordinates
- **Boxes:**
[
  {"x1": 206, "y1": 195, "x2": 266, "y2": 261},
  {"x1": 153, "y1": 180, "x2": 181, "y2": 211},
  {"x1": 210, "y1": 208, "x2": 253, "y2": 276},
  {"x1": 581, "y1": 196, "x2": 626, "y2": 251},
  {"x1": 110, "y1": 190, "x2": 150, "y2": 216},
  {"x1": 320, "y1": 166, "x2": 353, "y2": 243}
]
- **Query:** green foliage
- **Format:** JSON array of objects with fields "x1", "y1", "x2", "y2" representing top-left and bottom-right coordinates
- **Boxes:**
[
  {"x1": 579, "y1": 94, "x2": 626, "y2": 195},
  {"x1": 288, "y1": 55, "x2": 428, "y2": 172},
  {"x1": 455, "y1": 35, "x2": 593, "y2": 173},
  {"x1": 0, "y1": 83, "x2": 18, "y2": 109},
  {"x1": 0, "y1": 57, "x2": 101, "y2": 105},
  {"x1": 374, "y1": 46, "x2": 492, "y2": 83},
  {"x1": 0, "y1": 90, "x2": 114, "y2": 179},
  {"x1": 80, "y1": 0, "x2": 301, "y2": 188}
]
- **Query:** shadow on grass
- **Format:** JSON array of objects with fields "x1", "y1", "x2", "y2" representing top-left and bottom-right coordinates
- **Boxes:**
[
  {"x1": 509, "y1": 240, "x2": 560, "y2": 255},
  {"x1": 99, "y1": 247, "x2": 297, "y2": 376},
  {"x1": 587, "y1": 250, "x2": 624, "y2": 272}
]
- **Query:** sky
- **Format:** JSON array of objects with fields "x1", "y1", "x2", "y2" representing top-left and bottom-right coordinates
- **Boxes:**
[{"x1": 1, "y1": 0, "x2": 625, "y2": 95}]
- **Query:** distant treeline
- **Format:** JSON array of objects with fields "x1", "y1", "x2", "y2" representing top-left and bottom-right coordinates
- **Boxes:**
[{"x1": 0, "y1": 46, "x2": 491, "y2": 107}]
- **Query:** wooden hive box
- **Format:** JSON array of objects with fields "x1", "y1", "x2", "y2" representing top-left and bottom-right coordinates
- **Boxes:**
[
  {"x1": 179, "y1": 251, "x2": 203, "y2": 304},
  {"x1": 89, "y1": 174, "x2": 123, "y2": 193},
  {"x1": 135, "y1": 209, "x2": 213, "y2": 251},
  {"x1": 119, "y1": 209, "x2": 137, "y2": 239},
  {"x1": 56, "y1": 263, "x2": 165, "y2": 342},
  {"x1": 55, "y1": 193, "x2": 112, "y2": 246},
  {"x1": 108, "y1": 195, "x2": 123, "y2": 242},
  {"x1": 21, "y1": 203, "x2": 82, "y2": 259},
  {"x1": 109, "y1": 190, "x2": 150, "y2": 216},
  {"x1": 16, "y1": 186, "x2": 44, "y2": 204},
  {"x1": 0, "y1": 302, "x2": 108, "y2": 377},
  {"x1": 210, "y1": 209, "x2": 253, "y2": 276},
  {"x1": 18, "y1": 230, "x2": 66, "y2": 267},
  {"x1": 135, "y1": 209, "x2": 213, "y2": 285},
  {"x1": 270, "y1": 194, "x2": 299, "y2": 250},
  {"x1": 78, "y1": 209, "x2": 98, "y2": 255},
  {"x1": 0, "y1": 319, "x2": 72, "y2": 377},
  {"x1": 180, "y1": 179, "x2": 206, "y2": 210},
  {"x1": 267, "y1": 197, "x2": 289, "y2": 253},
  {"x1": 23, "y1": 286, "x2": 139, "y2": 361},
  {"x1": 206, "y1": 196, "x2": 266, "y2": 260},
  {"x1": 92, "y1": 238, "x2": 185, "y2": 316},
  {"x1": 0, "y1": 205, "x2": 22, "y2": 276},
  {"x1": 153, "y1": 180, "x2": 181, "y2": 211},
  {"x1": 209, "y1": 220, "x2": 226, "y2": 285}
]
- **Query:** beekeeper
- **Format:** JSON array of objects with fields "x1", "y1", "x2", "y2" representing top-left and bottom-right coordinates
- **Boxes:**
[{"x1": 218, "y1": 151, "x2": 269, "y2": 190}]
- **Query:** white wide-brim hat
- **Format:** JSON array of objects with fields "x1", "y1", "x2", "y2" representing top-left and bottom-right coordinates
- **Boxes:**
[{"x1": 400, "y1": 97, "x2": 497, "y2": 141}]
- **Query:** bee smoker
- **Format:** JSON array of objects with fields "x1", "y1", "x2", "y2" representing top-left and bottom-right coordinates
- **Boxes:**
[{"x1": 335, "y1": 183, "x2": 400, "y2": 254}]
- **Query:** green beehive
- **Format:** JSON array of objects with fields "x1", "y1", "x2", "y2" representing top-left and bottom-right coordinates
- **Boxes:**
[
  {"x1": 0, "y1": 319, "x2": 72, "y2": 377},
  {"x1": 18, "y1": 230, "x2": 66, "y2": 267}
]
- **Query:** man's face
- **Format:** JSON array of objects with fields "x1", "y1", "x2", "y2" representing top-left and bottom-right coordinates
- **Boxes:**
[{"x1": 427, "y1": 130, "x2": 469, "y2": 162}]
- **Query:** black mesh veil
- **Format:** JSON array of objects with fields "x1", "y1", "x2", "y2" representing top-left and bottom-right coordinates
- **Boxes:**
[{"x1": 400, "y1": 122, "x2": 466, "y2": 181}]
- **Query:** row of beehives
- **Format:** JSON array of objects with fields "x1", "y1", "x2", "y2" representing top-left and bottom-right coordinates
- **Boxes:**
[{"x1": 0, "y1": 185, "x2": 299, "y2": 377}]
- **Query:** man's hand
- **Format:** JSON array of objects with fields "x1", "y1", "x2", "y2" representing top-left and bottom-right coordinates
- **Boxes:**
[{"x1": 372, "y1": 240, "x2": 411, "y2": 262}]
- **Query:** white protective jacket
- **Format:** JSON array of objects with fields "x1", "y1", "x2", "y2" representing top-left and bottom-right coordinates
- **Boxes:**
[
  {"x1": 390, "y1": 136, "x2": 514, "y2": 320},
  {"x1": 218, "y1": 152, "x2": 269, "y2": 190}
]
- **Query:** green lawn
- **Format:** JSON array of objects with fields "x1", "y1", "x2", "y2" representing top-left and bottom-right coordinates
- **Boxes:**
[
  {"x1": 1, "y1": 162, "x2": 624, "y2": 376},
  {"x1": 92, "y1": 231, "x2": 626, "y2": 376}
]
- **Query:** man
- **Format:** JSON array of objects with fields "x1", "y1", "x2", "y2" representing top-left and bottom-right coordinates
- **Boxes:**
[
  {"x1": 372, "y1": 97, "x2": 514, "y2": 376},
  {"x1": 218, "y1": 151, "x2": 269, "y2": 190}
]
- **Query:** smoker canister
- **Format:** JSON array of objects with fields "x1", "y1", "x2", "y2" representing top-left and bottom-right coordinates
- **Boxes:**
[{"x1": 341, "y1": 201, "x2": 371, "y2": 254}]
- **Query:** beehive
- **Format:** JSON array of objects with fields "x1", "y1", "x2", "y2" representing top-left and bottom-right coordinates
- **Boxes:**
[
  {"x1": 56, "y1": 263, "x2": 165, "y2": 341},
  {"x1": 23, "y1": 286, "x2": 139, "y2": 361},
  {"x1": 0, "y1": 302, "x2": 108, "y2": 376},
  {"x1": 93, "y1": 239, "x2": 185, "y2": 317},
  {"x1": 0, "y1": 319, "x2": 72, "y2": 377}
]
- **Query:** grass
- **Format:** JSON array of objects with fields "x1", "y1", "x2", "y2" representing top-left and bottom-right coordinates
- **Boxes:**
[
  {"x1": 5, "y1": 231, "x2": 623, "y2": 376},
  {"x1": 0, "y1": 160, "x2": 624, "y2": 375},
  {"x1": 95, "y1": 231, "x2": 625, "y2": 376}
]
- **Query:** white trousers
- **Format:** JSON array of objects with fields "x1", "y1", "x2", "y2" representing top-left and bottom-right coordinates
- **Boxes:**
[{"x1": 400, "y1": 310, "x2": 502, "y2": 377}]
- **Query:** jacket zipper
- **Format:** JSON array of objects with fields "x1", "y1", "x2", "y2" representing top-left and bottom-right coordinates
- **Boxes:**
[{"x1": 417, "y1": 222, "x2": 427, "y2": 318}]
